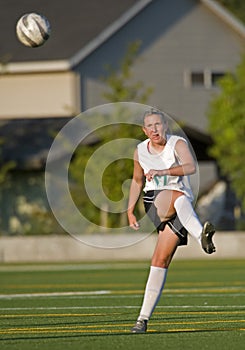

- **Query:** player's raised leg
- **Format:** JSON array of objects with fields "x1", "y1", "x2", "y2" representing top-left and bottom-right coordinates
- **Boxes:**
[{"x1": 173, "y1": 195, "x2": 216, "y2": 254}]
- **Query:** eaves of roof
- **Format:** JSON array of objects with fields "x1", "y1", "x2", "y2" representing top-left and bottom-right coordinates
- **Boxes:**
[{"x1": 201, "y1": 0, "x2": 245, "y2": 39}]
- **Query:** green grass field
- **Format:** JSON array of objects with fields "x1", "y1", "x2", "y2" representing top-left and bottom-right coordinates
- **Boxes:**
[{"x1": 0, "y1": 259, "x2": 244, "y2": 350}]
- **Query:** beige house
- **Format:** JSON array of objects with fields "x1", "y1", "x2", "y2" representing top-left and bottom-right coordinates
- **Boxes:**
[{"x1": 1, "y1": 0, "x2": 244, "y2": 122}]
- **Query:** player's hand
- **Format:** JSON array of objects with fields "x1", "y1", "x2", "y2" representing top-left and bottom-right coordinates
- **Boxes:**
[
  {"x1": 128, "y1": 213, "x2": 140, "y2": 230},
  {"x1": 145, "y1": 169, "x2": 162, "y2": 181}
]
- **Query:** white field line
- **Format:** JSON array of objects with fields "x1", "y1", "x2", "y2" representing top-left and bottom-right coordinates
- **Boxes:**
[
  {"x1": 0, "y1": 290, "x2": 111, "y2": 299},
  {"x1": 1, "y1": 293, "x2": 245, "y2": 300},
  {"x1": 0, "y1": 287, "x2": 244, "y2": 299},
  {"x1": 56, "y1": 293, "x2": 245, "y2": 299}
]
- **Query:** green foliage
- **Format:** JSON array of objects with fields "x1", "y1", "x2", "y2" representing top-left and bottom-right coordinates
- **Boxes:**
[
  {"x1": 0, "y1": 172, "x2": 65, "y2": 236},
  {"x1": 217, "y1": 0, "x2": 245, "y2": 24},
  {"x1": 69, "y1": 122, "x2": 145, "y2": 230},
  {"x1": 101, "y1": 41, "x2": 154, "y2": 103},
  {"x1": 0, "y1": 138, "x2": 16, "y2": 185},
  {"x1": 0, "y1": 160, "x2": 16, "y2": 185},
  {"x1": 13, "y1": 195, "x2": 65, "y2": 236},
  {"x1": 207, "y1": 54, "x2": 245, "y2": 209},
  {"x1": 69, "y1": 42, "x2": 153, "y2": 230}
]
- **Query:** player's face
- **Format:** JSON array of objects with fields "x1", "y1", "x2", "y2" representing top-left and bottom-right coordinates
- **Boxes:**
[{"x1": 142, "y1": 114, "x2": 167, "y2": 143}]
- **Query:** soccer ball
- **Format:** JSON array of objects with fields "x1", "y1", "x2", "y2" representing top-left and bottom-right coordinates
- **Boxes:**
[{"x1": 16, "y1": 13, "x2": 51, "y2": 47}]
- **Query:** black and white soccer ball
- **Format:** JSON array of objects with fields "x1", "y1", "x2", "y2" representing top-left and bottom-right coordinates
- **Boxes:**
[{"x1": 16, "y1": 13, "x2": 51, "y2": 48}]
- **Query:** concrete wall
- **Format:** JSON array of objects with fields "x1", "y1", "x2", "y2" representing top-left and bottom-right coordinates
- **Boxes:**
[{"x1": 0, "y1": 232, "x2": 244, "y2": 263}]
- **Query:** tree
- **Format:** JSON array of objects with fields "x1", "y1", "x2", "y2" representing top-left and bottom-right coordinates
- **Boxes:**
[
  {"x1": 207, "y1": 54, "x2": 245, "y2": 210},
  {"x1": 69, "y1": 42, "x2": 153, "y2": 230},
  {"x1": 216, "y1": 0, "x2": 245, "y2": 24},
  {"x1": 101, "y1": 41, "x2": 153, "y2": 104}
]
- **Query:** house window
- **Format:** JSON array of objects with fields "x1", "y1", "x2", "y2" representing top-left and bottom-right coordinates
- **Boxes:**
[
  {"x1": 185, "y1": 70, "x2": 225, "y2": 88},
  {"x1": 191, "y1": 72, "x2": 204, "y2": 86},
  {"x1": 211, "y1": 72, "x2": 225, "y2": 86}
]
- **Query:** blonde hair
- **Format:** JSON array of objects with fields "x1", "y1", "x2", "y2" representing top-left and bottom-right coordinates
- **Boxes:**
[{"x1": 143, "y1": 108, "x2": 165, "y2": 125}]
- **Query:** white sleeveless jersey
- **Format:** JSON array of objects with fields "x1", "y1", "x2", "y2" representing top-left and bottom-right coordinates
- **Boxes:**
[{"x1": 137, "y1": 134, "x2": 194, "y2": 200}]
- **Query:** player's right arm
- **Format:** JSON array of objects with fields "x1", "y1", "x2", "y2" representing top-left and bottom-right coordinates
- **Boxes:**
[{"x1": 127, "y1": 149, "x2": 144, "y2": 230}]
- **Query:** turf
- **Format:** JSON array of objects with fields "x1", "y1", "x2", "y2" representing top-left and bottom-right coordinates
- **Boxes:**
[{"x1": 0, "y1": 259, "x2": 244, "y2": 350}]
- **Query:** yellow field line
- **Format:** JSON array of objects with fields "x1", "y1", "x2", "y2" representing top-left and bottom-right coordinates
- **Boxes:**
[
  {"x1": 154, "y1": 310, "x2": 245, "y2": 315},
  {"x1": 110, "y1": 288, "x2": 245, "y2": 294},
  {"x1": 168, "y1": 281, "x2": 245, "y2": 287},
  {"x1": 162, "y1": 327, "x2": 245, "y2": 333},
  {"x1": 0, "y1": 312, "x2": 121, "y2": 318},
  {"x1": 0, "y1": 329, "x2": 130, "y2": 335},
  {"x1": 0, "y1": 326, "x2": 244, "y2": 336},
  {"x1": 0, "y1": 310, "x2": 244, "y2": 319},
  {"x1": 1, "y1": 283, "x2": 139, "y2": 289},
  {"x1": 152, "y1": 320, "x2": 245, "y2": 326},
  {"x1": 2, "y1": 282, "x2": 245, "y2": 290},
  {"x1": 0, "y1": 328, "x2": 244, "y2": 335},
  {"x1": 0, "y1": 319, "x2": 244, "y2": 334}
]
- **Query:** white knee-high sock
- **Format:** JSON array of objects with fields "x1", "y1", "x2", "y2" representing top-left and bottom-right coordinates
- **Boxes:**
[
  {"x1": 174, "y1": 195, "x2": 203, "y2": 244},
  {"x1": 138, "y1": 266, "x2": 168, "y2": 321}
]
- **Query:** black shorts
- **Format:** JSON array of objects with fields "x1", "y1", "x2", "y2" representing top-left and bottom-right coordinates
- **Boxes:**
[{"x1": 143, "y1": 190, "x2": 188, "y2": 246}]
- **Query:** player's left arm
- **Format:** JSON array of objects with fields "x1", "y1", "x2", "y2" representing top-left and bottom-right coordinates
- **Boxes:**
[
  {"x1": 145, "y1": 140, "x2": 196, "y2": 180},
  {"x1": 172, "y1": 139, "x2": 196, "y2": 175}
]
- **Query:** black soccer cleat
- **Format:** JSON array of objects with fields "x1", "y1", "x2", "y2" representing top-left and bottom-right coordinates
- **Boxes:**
[
  {"x1": 201, "y1": 221, "x2": 216, "y2": 254},
  {"x1": 131, "y1": 319, "x2": 148, "y2": 333}
]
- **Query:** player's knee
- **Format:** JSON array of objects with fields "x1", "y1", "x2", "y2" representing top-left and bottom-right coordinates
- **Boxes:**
[{"x1": 151, "y1": 254, "x2": 172, "y2": 268}]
